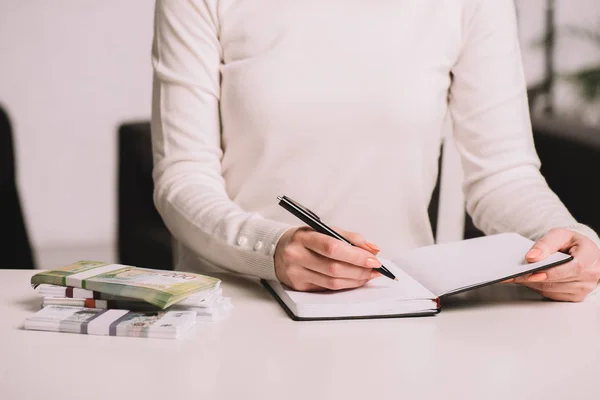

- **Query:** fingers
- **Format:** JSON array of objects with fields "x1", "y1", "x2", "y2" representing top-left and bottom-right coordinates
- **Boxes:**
[
  {"x1": 515, "y1": 240, "x2": 600, "y2": 284},
  {"x1": 333, "y1": 227, "x2": 380, "y2": 255},
  {"x1": 509, "y1": 231, "x2": 600, "y2": 302},
  {"x1": 364, "y1": 242, "x2": 380, "y2": 255},
  {"x1": 275, "y1": 227, "x2": 383, "y2": 292},
  {"x1": 511, "y1": 271, "x2": 547, "y2": 284},
  {"x1": 526, "y1": 228, "x2": 575, "y2": 262},
  {"x1": 521, "y1": 281, "x2": 577, "y2": 293},
  {"x1": 299, "y1": 230, "x2": 382, "y2": 269},
  {"x1": 302, "y1": 250, "x2": 374, "y2": 281},
  {"x1": 288, "y1": 265, "x2": 370, "y2": 291},
  {"x1": 512, "y1": 272, "x2": 546, "y2": 284},
  {"x1": 539, "y1": 292, "x2": 587, "y2": 302},
  {"x1": 566, "y1": 242, "x2": 600, "y2": 275},
  {"x1": 522, "y1": 259, "x2": 579, "y2": 283},
  {"x1": 524, "y1": 283, "x2": 593, "y2": 302}
]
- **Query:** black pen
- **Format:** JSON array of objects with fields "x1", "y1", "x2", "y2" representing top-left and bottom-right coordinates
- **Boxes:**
[{"x1": 277, "y1": 195, "x2": 398, "y2": 281}]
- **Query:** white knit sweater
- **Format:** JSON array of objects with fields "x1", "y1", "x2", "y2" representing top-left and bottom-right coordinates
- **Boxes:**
[{"x1": 150, "y1": 0, "x2": 600, "y2": 280}]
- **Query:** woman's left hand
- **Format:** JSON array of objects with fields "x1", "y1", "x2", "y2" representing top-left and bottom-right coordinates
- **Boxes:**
[{"x1": 503, "y1": 228, "x2": 600, "y2": 302}]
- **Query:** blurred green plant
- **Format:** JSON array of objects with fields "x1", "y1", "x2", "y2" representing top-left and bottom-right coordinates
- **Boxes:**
[
  {"x1": 530, "y1": 12, "x2": 600, "y2": 119},
  {"x1": 561, "y1": 22, "x2": 600, "y2": 102}
]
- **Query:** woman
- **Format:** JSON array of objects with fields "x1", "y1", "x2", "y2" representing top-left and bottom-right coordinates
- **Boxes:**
[{"x1": 150, "y1": 0, "x2": 600, "y2": 301}]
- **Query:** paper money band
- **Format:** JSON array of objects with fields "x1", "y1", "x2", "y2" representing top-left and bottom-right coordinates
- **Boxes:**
[
  {"x1": 84, "y1": 299, "x2": 109, "y2": 308},
  {"x1": 66, "y1": 287, "x2": 102, "y2": 299},
  {"x1": 80, "y1": 309, "x2": 109, "y2": 334},
  {"x1": 84, "y1": 309, "x2": 129, "y2": 336},
  {"x1": 108, "y1": 311, "x2": 135, "y2": 336},
  {"x1": 65, "y1": 264, "x2": 126, "y2": 288}
]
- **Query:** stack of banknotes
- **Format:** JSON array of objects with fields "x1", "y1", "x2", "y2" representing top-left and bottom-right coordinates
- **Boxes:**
[{"x1": 23, "y1": 261, "x2": 233, "y2": 339}]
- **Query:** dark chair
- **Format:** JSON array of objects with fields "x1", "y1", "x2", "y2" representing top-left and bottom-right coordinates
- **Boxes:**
[
  {"x1": 117, "y1": 122, "x2": 173, "y2": 270},
  {"x1": 532, "y1": 116, "x2": 600, "y2": 234},
  {"x1": 0, "y1": 105, "x2": 35, "y2": 269}
]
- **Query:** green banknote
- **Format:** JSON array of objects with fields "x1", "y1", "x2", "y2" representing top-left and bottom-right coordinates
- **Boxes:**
[{"x1": 31, "y1": 261, "x2": 221, "y2": 309}]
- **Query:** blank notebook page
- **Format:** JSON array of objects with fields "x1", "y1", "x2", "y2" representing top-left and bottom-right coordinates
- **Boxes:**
[
  {"x1": 270, "y1": 263, "x2": 436, "y2": 318},
  {"x1": 394, "y1": 233, "x2": 572, "y2": 296}
]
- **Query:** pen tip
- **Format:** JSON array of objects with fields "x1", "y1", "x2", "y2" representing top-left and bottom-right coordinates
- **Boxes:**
[{"x1": 394, "y1": 278, "x2": 398, "y2": 281}]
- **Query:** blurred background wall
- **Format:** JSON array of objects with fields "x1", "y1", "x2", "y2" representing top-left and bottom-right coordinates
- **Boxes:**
[
  {"x1": 0, "y1": 1, "x2": 598, "y2": 269},
  {"x1": 0, "y1": 1, "x2": 155, "y2": 267}
]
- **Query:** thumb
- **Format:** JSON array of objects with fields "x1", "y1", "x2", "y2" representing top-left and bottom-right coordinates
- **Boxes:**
[
  {"x1": 526, "y1": 229, "x2": 574, "y2": 262},
  {"x1": 333, "y1": 227, "x2": 380, "y2": 255}
]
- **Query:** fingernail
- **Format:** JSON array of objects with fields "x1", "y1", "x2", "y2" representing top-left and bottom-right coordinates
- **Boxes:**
[
  {"x1": 365, "y1": 258, "x2": 381, "y2": 269},
  {"x1": 528, "y1": 272, "x2": 547, "y2": 282},
  {"x1": 365, "y1": 242, "x2": 380, "y2": 252},
  {"x1": 501, "y1": 278, "x2": 515, "y2": 284},
  {"x1": 526, "y1": 248, "x2": 542, "y2": 259}
]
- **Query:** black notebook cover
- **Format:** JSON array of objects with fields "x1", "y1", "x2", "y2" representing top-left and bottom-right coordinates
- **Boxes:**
[{"x1": 261, "y1": 280, "x2": 440, "y2": 322}]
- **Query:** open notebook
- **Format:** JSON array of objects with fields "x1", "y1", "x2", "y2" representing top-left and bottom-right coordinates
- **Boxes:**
[{"x1": 262, "y1": 233, "x2": 573, "y2": 321}]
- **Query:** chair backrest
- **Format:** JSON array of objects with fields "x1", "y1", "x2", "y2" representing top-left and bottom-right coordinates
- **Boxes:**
[
  {"x1": 117, "y1": 122, "x2": 173, "y2": 270},
  {"x1": 0, "y1": 104, "x2": 35, "y2": 269},
  {"x1": 532, "y1": 116, "x2": 600, "y2": 234}
]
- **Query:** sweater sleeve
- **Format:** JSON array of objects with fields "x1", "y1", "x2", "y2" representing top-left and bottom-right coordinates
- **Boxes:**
[
  {"x1": 449, "y1": 0, "x2": 600, "y2": 248},
  {"x1": 150, "y1": 0, "x2": 293, "y2": 280}
]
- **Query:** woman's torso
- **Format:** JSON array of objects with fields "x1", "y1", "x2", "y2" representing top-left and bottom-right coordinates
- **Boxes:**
[{"x1": 216, "y1": 0, "x2": 465, "y2": 258}]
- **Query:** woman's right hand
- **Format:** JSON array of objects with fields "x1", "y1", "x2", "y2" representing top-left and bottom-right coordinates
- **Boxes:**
[{"x1": 274, "y1": 227, "x2": 383, "y2": 291}]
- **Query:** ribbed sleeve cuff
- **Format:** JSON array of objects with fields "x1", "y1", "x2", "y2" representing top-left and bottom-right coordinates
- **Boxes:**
[
  {"x1": 235, "y1": 217, "x2": 296, "y2": 281},
  {"x1": 562, "y1": 223, "x2": 600, "y2": 249}
]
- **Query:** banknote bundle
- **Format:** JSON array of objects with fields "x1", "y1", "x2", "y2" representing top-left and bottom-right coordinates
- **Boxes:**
[
  {"x1": 24, "y1": 305, "x2": 196, "y2": 339},
  {"x1": 24, "y1": 261, "x2": 233, "y2": 339},
  {"x1": 36, "y1": 284, "x2": 234, "y2": 321},
  {"x1": 30, "y1": 261, "x2": 221, "y2": 308}
]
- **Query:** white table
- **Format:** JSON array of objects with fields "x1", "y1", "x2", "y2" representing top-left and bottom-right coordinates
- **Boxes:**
[{"x1": 1, "y1": 270, "x2": 599, "y2": 400}]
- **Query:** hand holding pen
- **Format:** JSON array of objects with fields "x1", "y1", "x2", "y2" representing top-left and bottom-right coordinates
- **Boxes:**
[{"x1": 273, "y1": 195, "x2": 397, "y2": 292}]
